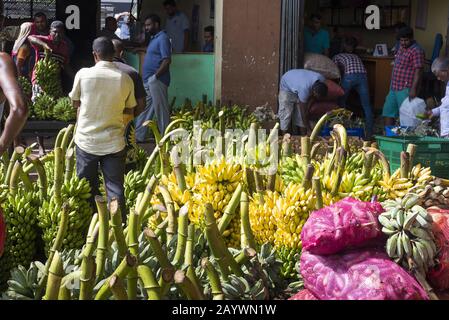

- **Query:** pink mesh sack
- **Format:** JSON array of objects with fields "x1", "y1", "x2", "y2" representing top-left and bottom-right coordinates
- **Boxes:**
[
  {"x1": 300, "y1": 249, "x2": 429, "y2": 300},
  {"x1": 301, "y1": 198, "x2": 385, "y2": 255},
  {"x1": 289, "y1": 289, "x2": 319, "y2": 300}
]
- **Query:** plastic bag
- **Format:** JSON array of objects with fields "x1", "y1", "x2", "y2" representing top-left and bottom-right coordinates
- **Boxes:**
[
  {"x1": 300, "y1": 249, "x2": 429, "y2": 300},
  {"x1": 399, "y1": 98, "x2": 426, "y2": 128},
  {"x1": 0, "y1": 208, "x2": 5, "y2": 258},
  {"x1": 304, "y1": 53, "x2": 341, "y2": 80},
  {"x1": 289, "y1": 289, "x2": 319, "y2": 300},
  {"x1": 301, "y1": 198, "x2": 385, "y2": 256},
  {"x1": 427, "y1": 208, "x2": 449, "y2": 290}
]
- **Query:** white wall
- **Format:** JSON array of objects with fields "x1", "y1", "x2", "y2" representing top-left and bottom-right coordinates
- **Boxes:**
[{"x1": 140, "y1": 0, "x2": 214, "y2": 51}]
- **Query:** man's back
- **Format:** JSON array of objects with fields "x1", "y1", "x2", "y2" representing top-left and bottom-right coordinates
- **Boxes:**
[
  {"x1": 114, "y1": 61, "x2": 146, "y2": 100},
  {"x1": 69, "y1": 61, "x2": 136, "y2": 156},
  {"x1": 280, "y1": 69, "x2": 324, "y2": 103}
]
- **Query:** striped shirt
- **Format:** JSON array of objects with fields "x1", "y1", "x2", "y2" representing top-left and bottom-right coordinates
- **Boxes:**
[{"x1": 332, "y1": 53, "x2": 367, "y2": 75}]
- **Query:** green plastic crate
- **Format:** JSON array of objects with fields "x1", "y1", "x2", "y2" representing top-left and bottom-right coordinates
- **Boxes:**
[{"x1": 375, "y1": 136, "x2": 449, "y2": 179}]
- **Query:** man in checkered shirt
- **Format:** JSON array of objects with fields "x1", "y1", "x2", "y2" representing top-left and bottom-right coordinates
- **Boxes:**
[
  {"x1": 333, "y1": 37, "x2": 373, "y2": 139},
  {"x1": 383, "y1": 27, "x2": 425, "y2": 126}
]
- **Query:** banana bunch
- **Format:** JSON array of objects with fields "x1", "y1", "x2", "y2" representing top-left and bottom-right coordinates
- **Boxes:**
[
  {"x1": 409, "y1": 164, "x2": 433, "y2": 191},
  {"x1": 53, "y1": 97, "x2": 76, "y2": 122},
  {"x1": 189, "y1": 158, "x2": 243, "y2": 248},
  {"x1": 32, "y1": 93, "x2": 56, "y2": 120},
  {"x1": 378, "y1": 169, "x2": 424, "y2": 200},
  {"x1": 0, "y1": 188, "x2": 40, "y2": 288},
  {"x1": 418, "y1": 180, "x2": 449, "y2": 209},
  {"x1": 18, "y1": 76, "x2": 32, "y2": 98},
  {"x1": 380, "y1": 193, "x2": 437, "y2": 272},
  {"x1": 336, "y1": 170, "x2": 383, "y2": 202},
  {"x1": 4, "y1": 262, "x2": 42, "y2": 300},
  {"x1": 249, "y1": 191, "x2": 279, "y2": 245},
  {"x1": 124, "y1": 170, "x2": 147, "y2": 212},
  {"x1": 34, "y1": 54, "x2": 63, "y2": 98},
  {"x1": 38, "y1": 175, "x2": 92, "y2": 254},
  {"x1": 280, "y1": 155, "x2": 306, "y2": 185},
  {"x1": 344, "y1": 152, "x2": 365, "y2": 172},
  {"x1": 273, "y1": 184, "x2": 316, "y2": 279}
]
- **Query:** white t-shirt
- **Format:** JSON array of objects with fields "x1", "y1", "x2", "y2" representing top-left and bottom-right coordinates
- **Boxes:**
[
  {"x1": 69, "y1": 61, "x2": 137, "y2": 156},
  {"x1": 165, "y1": 11, "x2": 190, "y2": 53}
]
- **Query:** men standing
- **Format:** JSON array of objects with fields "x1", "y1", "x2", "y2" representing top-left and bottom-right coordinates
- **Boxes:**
[
  {"x1": 304, "y1": 14, "x2": 330, "y2": 56},
  {"x1": 0, "y1": 53, "x2": 28, "y2": 156},
  {"x1": 33, "y1": 12, "x2": 49, "y2": 36},
  {"x1": 383, "y1": 27, "x2": 425, "y2": 126},
  {"x1": 114, "y1": 12, "x2": 137, "y2": 41},
  {"x1": 99, "y1": 17, "x2": 121, "y2": 40},
  {"x1": 164, "y1": 0, "x2": 190, "y2": 53},
  {"x1": 333, "y1": 37, "x2": 374, "y2": 139},
  {"x1": 278, "y1": 69, "x2": 328, "y2": 136},
  {"x1": 203, "y1": 26, "x2": 214, "y2": 53},
  {"x1": 69, "y1": 37, "x2": 136, "y2": 218},
  {"x1": 135, "y1": 15, "x2": 172, "y2": 141}
]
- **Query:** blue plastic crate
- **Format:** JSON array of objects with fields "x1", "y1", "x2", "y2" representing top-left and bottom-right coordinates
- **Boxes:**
[
  {"x1": 320, "y1": 127, "x2": 365, "y2": 138},
  {"x1": 385, "y1": 126, "x2": 412, "y2": 137}
]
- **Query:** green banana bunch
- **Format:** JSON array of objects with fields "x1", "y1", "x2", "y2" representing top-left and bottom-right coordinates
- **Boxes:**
[
  {"x1": 38, "y1": 175, "x2": 92, "y2": 254},
  {"x1": 34, "y1": 54, "x2": 63, "y2": 98},
  {"x1": 0, "y1": 188, "x2": 40, "y2": 288},
  {"x1": 18, "y1": 76, "x2": 32, "y2": 97},
  {"x1": 280, "y1": 155, "x2": 306, "y2": 185},
  {"x1": 32, "y1": 93, "x2": 56, "y2": 120},
  {"x1": 3, "y1": 262, "x2": 43, "y2": 300},
  {"x1": 53, "y1": 97, "x2": 76, "y2": 122},
  {"x1": 345, "y1": 152, "x2": 365, "y2": 172},
  {"x1": 276, "y1": 247, "x2": 300, "y2": 280},
  {"x1": 380, "y1": 193, "x2": 437, "y2": 273},
  {"x1": 124, "y1": 170, "x2": 147, "y2": 212}
]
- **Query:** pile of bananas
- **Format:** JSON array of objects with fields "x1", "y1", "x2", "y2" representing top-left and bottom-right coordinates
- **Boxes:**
[
  {"x1": 34, "y1": 54, "x2": 63, "y2": 98},
  {"x1": 52, "y1": 97, "x2": 76, "y2": 122},
  {"x1": 172, "y1": 103, "x2": 258, "y2": 131},
  {"x1": 124, "y1": 170, "x2": 147, "y2": 212},
  {"x1": 38, "y1": 175, "x2": 92, "y2": 254},
  {"x1": 418, "y1": 180, "x2": 449, "y2": 209},
  {"x1": 18, "y1": 76, "x2": 32, "y2": 97},
  {"x1": 379, "y1": 194, "x2": 437, "y2": 273},
  {"x1": 378, "y1": 166, "x2": 432, "y2": 200},
  {"x1": 0, "y1": 189, "x2": 40, "y2": 288},
  {"x1": 32, "y1": 93, "x2": 56, "y2": 120}
]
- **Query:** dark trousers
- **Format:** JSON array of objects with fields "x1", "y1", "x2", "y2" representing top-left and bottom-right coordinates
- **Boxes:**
[{"x1": 76, "y1": 146, "x2": 127, "y2": 220}]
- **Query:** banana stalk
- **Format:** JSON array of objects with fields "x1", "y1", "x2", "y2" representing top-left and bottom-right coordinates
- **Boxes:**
[
  {"x1": 164, "y1": 119, "x2": 190, "y2": 136},
  {"x1": 58, "y1": 283, "x2": 71, "y2": 300},
  {"x1": 400, "y1": 152, "x2": 410, "y2": 179},
  {"x1": 64, "y1": 148, "x2": 75, "y2": 184},
  {"x1": 173, "y1": 152, "x2": 187, "y2": 193},
  {"x1": 54, "y1": 128, "x2": 66, "y2": 149},
  {"x1": 183, "y1": 224, "x2": 204, "y2": 296},
  {"x1": 363, "y1": 147, "x2": 391, "y2": 180},
  {"x1": 94, "y1": 253, "x2": 138, "y2": 300},
  {"x1": 147, "y1": 120, "x2": 168, "y2": 175},
  {"x1": 281, "y1": 134, "x2": 292, "y2": 158},
  {"x1": 301, "y1": 164, "x2": 315, "y2": 190},
  {"x1": 110, "y1": 199, "x2": 127, "y2": 259},
  {"x1": 201, "y1": 258, "x2": 225, "y2": 300},
  {"x1": 407, "y1": 144, "x2": 417, "y2": 171},
  {"x1": 240, "y1": 191, "x2": 257, "y2": 249},
  {"x1": 27, "y1": 155, "x2": 48, "y2": 200},
  {"x1": 245, "y1": 167, "x2": 256, "y2": 195},
  {"x1": 109, "y1": 275, "x2": 128, "y2": 300},
  {"x1": 53, "y1": 147, "x2": 64, "y2": 206},
  {"x1": 301, "y1": 137, "x2": 311, "y2": 166},
  {"x1": 333, "y1": 124, "x2": 349, "y2": 152},
  {"x1": 95, "y1": 196, "x2": 110, "y2": 280},
  {"x1": 310, "y1": 108, "x2": 350, "y2": 144},
  {"x1": 136, "y1": 176, "x2": 158, "y2": 225},
  {"x1": 362, "y1": 152, "x2": 374, "y2": 179},
  {"x1": 254, "y1": 171, "x2": 264, "y2": 198},
  {"x1": 312, "y1": 177, "x2": 324, "y2": 210},
  {"x1": 9, "y1": 161, "x2": 23, "y2": 195},
  {"x1": 5, "y1": 146, "x2": 24, "y2": 186},
  {"x1": 126, "y1": 209, "x2": 140, "y2": 300},
  {"x1": 43, "y1": 251, "x2": 64, "y2": 301},
  {"x1": 2, "y1": 151, "x2": 9, "y2": 178},
  {"x1": 235, "y1": 247, "x2": 257, "y2": 266},
  {"x1": 331, "y1": 148, "x2": 347, "y2": 196},
  {"x1": 82, "y1": 214, "x2": 99, "y2": 259},
  {"x1": 61, "y1": 124, "x2": 74, "y2": 153},
  {"x1": 310, "y1": 143, "x2": 321, "y2": 161},
  {"x1": 204, "y1": 204, "x2": 244, "y2": 278},
  {"x1": 142, "y1": 146, "x2": 160, "y2": 181},
  {"x1": 174, "y1": 270, "x2": 205, "y2": 300},
  {"x1": 172, "y1": 206, "x2": 189, "y2": 267},
  {"x1": 159, "y1": 186, "x2": 177, "y2": 244},
  {"x1": 218, "y1": 184, "x2": 243, "y2": 233},
  {"x1": 137, "y1": 265, "x2": 161, "y2": 300},
  {"x1": 79, "y1": 256, "x2": 96, "y2": 300}
]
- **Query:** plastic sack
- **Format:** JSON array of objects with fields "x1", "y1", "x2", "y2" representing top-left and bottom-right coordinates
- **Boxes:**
[
  {"x1": 300, "y1": 249, "x2": 429, "y2": 300},
  {"x1": 289, "y1": 289, "x2": 319, "y2": 300},
  {"x1": 0, "y1": 208, "x2": 5, "y2": 257},
  {"x1": 399, "y1": 98, "x2": 426, "y2": 128},
  {"x1": 427, "y1": 208, "x2": 449, "y2": 290},
  {"x1": 304, "y1": 53, "x2": 341, "y2": 80},
  {"x1": 309, "y1": 101, "x2": 339, "y2": 120},
  {"x1": 301, "y1": 198, "x2": 385, "y2": 255}
]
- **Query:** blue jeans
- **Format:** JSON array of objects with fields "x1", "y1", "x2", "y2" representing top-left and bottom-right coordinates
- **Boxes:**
[{"x1": 339, "y1": 73, "x2": 374, "y2": 138}]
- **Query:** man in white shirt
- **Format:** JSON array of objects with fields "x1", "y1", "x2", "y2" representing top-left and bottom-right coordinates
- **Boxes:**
[
  {"x1": 69, "y1": 37, "x2": 137, "y2": 218},
  {"x1": 163, "y1": 0, "x2": 190, "y2": 53}
]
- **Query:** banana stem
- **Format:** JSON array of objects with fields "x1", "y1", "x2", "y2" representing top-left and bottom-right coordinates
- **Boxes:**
[
  {"x1": 142, "y1": 146, "x2": 160, "y2": 181},
  {"x1": 64, "y1": 148, "x2": 75, "y2": 184},
  {"x1": 137, "y1": 265, "x2": 161, "y2": 300},
  {"x1": 95, "y1": 196, "x2": 110, "y2": 280},
  {"x1": 363, "y1": 147, "x2": 391, "y2": 180},
  {"x1": 301, "y1": 164, "x2": 315, "y2": 190},
  {"x1": 240, "y1": 191, "x2": 256, "y2": 249},
  {"x1": 79, "y1": 256, "x2": 96, "y2": 300},
  {"x1": 110, "y1": 199, "x2": 127, "y2": 259},
  {"x1": 235, "y1": 247, "x2": 257, "y2": 266},
  {"x1": 126, "y1": 209, "x2": 139, "y2": 300},
  {"x1": 281, "y1": 134, "x2": 292, "y2": 158},
  {"x1": 159, "y1": 186, "x2": 177, "y2": 244},
  {"x1": 310, "y1": 108, "x2": 349, "y2": 144},
  {"x1": 407, "y1": 144, "x2": 417, "y2": 171},
  {"x1": 174, "y1": 270, "x2": 205, "y2": 300},
  {"x1": 27, "y1": 155, "x2": 48, "y2": 200},
  {"x1": 5, "y1": 146, "x2": 24, "y2": 185},
  {"x1": 82, "y1": 221, "x2": 99, "y2": 259},
  {"x1": 310, "y1": 143, "x2": 321, "y2": 160},
  {"x1": 54, "y1": 128, "x2": 66, "y2": 149},
  {"x1": 400, "y1": 152, "x2": 410, "y2": 179},
  {"x1": 201, "y1": 258, "x2": 225, "y2": 300},
  {"x1": 43, "y1": 251, "x2": 64, "y2": 301},
  {"x1": 109, "y1": 275, "x2": 128, "y2": 300},
  {"x1": 312, "y1": 177, "x2": 324, "y2": 210},
  {"x1": 2, "y1": 152, "x2": 9, "y2": 178},
  {"x1": 53, "y1": 147, "x2": 64, "y2": 206},
  {"x1": 204, "y1": 204, "x2": 244, "y2": 278},
  {"x1": 94, "y1": 253, "x2": 138, "y2": 300},
  {"x1": 218, "y1": 184, "x2": 243, "y2": 233},
  {"x1": 333, "y1": 124, "x2": 349, "y2": 151},
  {"x1": 61, "y1": 124, "x2": 74, "y2": 153},
  {"x1": 173, "y1": 154, "x2": 187, "y2": 193},
  {"x1": 172, "y1": 206, "x2": 189, "y2": 267},
  {"x1": 245, "y1": 167, "x2": 256, "y2": 195},
  {"x1": 363, "y1": 153, "x2": 374, "y2": 179},
  {"x1": 331, "y1": 148, "x2": 347, "y2": 196},
  {"x1": 9, "y1": 161, "x2": 23, "y2": 196},
  {"x1": 58, "y1": 283, "x2": 71, "y2": 300},
  {"x1": 301, "y1": 137, "x2": 311, "y2": 165},
  {"x1": 185, "y1": 224, "x2": 195, "y2": 267},
  {"x1": 136, "y1": 176, "x2": 158, "y2": 226}
]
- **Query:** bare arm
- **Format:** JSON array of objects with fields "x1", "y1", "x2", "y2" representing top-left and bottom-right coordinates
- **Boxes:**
[
  {"x1": 28, "y1": 36, "x2": 52, "y2": 52},
  {"x1": 0, "y1": 54, "x2": 28, "y2": 155},
  {"x1": 155, "y1": 58, "x2": 171, "y2": 79},
  {"x1": 409, "y1": 68, "x2": 423, "y2": 100}
]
